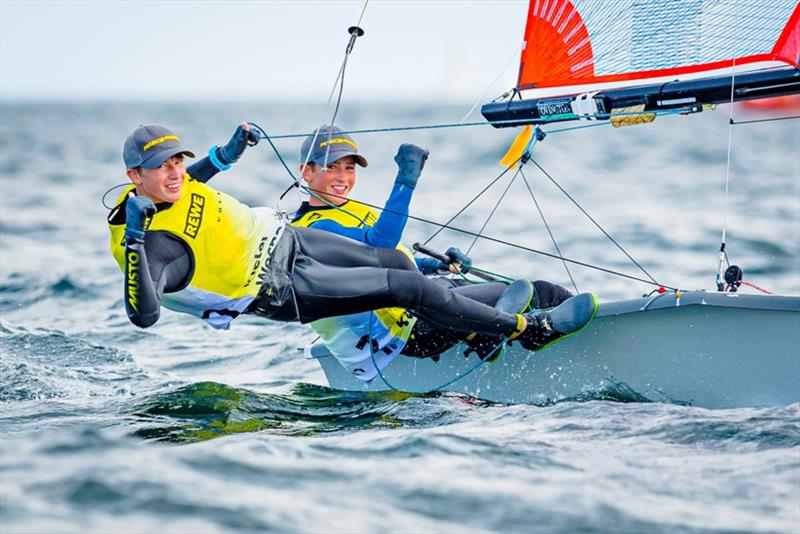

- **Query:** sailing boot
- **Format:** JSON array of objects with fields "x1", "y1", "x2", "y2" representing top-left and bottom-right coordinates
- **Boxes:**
[
  {"x1": 511, "y1": 292, "x2": 598, "y2": 352},
  {"x1": 463, "y1": 279, "x2": 533, "y2": 361},
  {"x1": 532, "y1": 280, "x2": 573, "y2": 309}
]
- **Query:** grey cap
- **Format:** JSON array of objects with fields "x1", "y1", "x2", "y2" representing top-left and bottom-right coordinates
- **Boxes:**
[
  {"x1": 123, "y1": 124, "x2": 196, "y2": 169},
  {"x1": 300, "y1": 125, "x2": 367, "y2": 168}
]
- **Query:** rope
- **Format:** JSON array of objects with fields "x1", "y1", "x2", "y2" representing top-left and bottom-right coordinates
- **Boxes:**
[
  {"x1": 250, "y1": 122, "x2": 373, "y2": 229},
  {"x1": 307, "y1": 181, "x2": 674, "y2": 288},
  {"x1": 101, "y1": 182, "x2": 131, "y2": 209},
  {"x1": 467, "y1": 266, "x2": 514, "y2": 283},
  {"x1": 740, "y1": 281, "x2": 774, "y2": 294},
  {"x1": 367, "y1": 314, "x2": 506, "y2": 395},
  {"x1": 731, "y1": 115, "x2": 800, "y2": 125},
  {"x1": 263, "y1": 107, "x2": 698, "y2": 141}
]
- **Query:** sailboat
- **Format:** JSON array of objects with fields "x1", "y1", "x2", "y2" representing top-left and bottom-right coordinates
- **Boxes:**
[{"x1": 312, "y1": 0, "x2": 800, "y2": 409}]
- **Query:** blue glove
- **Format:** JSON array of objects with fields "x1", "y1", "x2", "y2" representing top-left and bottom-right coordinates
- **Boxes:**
[
  {"x1": 125, "y1": 195, "x2": 156, "y2": 242},
  {"x1": 215, "y1": 124, "x2": 260, "y2": 167},
  {"x1": 418, "y1": 257, "x2": 449, "y2": 275},
  {"x1": 445, "y1": 247, "x2": 471, "y2": 274},
  {"x1": 394, "y1": 144, "x2": 429, "y2": 189}
]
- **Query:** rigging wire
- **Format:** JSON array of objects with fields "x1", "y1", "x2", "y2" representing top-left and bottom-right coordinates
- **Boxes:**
[
  {"x1": 322, "y1": 26, "x2": 362, "y2": 163},
  {"x1": 251, "y1": 122, "x2": 373, "y2": 229},
  {"x1": 731, "y1": 114, "x2": 800, "y2": 125},
  {"x1": 528, "y1": 158, "x2": 660, "y2": 285},
  {"x1": 422, "y1": 165, "x2": 516, "y2": 245},
  {"x1": 717, "y1": 4, "x2": 739, "y2": 291},
  {"x1": 520, "y1": 169, "x2": 579, "y2": 294},
  {"x1": 299, "y1": 182, "x2": 672, "y2": 288},
  {"x1": 101, "y1": 182, "x2": 132, "y2": 209},
  {"x1": 459, "y1": 41, "x2": 525, "y2": 124},
  {"x1": 252, "y1": 108, "x2": 706, "y2": 290},
  {"x1": 298, "y1": 0, "x2": 369, "y2": 174},
  {"x1": 253, "y1": 120, "x2": 674, "y2": 289},
  {"x1": 464, "y1": 166, "x2": 521, "y2": 256}
]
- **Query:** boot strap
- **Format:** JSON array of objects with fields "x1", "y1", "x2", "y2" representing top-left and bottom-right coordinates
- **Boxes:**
[{"x1": 506, "y1": 314, "x2": 527, "y2": 341}]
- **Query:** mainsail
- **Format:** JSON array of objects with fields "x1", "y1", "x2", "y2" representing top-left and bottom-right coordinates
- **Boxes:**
[{"x1": 483, "y1": 0, "x2": 800, "y2": 126}]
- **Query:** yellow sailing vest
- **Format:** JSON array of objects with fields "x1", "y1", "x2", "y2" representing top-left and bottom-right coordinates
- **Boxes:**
[
  {"x1": 292, "y1": 199, "x2": 378, "y2": 229},
  {"x1": 109, "y1": 175, "x2": 284, "y2": 329},
  {"x1": 291, "y1": 199, "x2": 416, "y2": 380}
]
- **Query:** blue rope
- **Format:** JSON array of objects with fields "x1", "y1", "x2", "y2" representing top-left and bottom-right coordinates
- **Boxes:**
[{"x1": 367, "y1": 314, "x2": 507, "y2": 395}]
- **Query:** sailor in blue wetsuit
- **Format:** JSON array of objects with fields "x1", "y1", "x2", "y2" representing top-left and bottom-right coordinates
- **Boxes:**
[{"x1": 286, "y1": 125, "x2": 574, "y2": 380}]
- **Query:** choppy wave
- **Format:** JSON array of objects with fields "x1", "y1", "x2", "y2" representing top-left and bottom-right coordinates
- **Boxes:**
[
  {"x1": 1, "y1": 273, "x2": 87, "y2": 308},
  {"x1": 130, "y1": 382, "x2": 436, "y2": 443},
  {"x1": 0, "y1": 321, "x2": 148, "y2": 402}
]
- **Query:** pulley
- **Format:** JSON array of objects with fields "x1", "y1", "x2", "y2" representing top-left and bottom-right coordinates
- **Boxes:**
[{"x1": 724, "y1": 265, "x2": 743, "y2": 292}]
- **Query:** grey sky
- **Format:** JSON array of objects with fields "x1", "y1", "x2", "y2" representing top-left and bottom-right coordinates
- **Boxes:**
[{"x1": 1, "y1": 0, "x2": 528, "y2": 102}]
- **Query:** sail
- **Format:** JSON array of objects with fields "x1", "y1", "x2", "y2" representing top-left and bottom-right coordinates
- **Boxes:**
[{"x1": 484, "y1": 0, "x2": 800, "y2": 126}]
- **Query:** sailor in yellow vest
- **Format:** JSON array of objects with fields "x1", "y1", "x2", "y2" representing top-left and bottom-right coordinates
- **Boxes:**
[
  {"x1": 108, "y1": 123, "x2": 597, "y2": 369},
  {"x1": 288, "y1": 125, "x2": 575, "y2": 380}
]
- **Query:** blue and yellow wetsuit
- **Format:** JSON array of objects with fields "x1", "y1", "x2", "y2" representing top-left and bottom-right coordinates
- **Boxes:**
[
  {"x1": 291, "y1": 187, "x2": 516, "y2": 380},
  {"x1": 292, "y1": 190, "x2": 419, "y2": 380}
]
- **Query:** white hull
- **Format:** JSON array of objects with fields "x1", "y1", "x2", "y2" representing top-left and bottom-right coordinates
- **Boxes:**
[{"x1": 312, "y1": 292, "x2": 800, "y2": 409}]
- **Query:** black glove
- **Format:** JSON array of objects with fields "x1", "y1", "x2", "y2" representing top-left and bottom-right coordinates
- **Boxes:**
[
  {"x1": 125, "y1": 194, "x2": 156, "y2": 242},
  {"x1": 394, "y1": 144, "x2": 429, "y2": 189},
  {"x1": 216, "y1": 124, "x2": 260, "y2": 166},
  {"x1": 445, "y1": 247, "x2": 472, "y2": 274}
]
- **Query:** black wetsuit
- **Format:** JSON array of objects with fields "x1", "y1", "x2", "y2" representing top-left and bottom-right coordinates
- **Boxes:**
[{"x1": 111, "y1": 157, "x2": 523, "y2": 338}]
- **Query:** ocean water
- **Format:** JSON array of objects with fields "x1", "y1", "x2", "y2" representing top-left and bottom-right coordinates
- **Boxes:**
[{"x1": 1, "y1": 101, "x2": 799, "y2": 533}]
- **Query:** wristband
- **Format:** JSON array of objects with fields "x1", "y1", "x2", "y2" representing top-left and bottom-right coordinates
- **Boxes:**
[{"x1": 208, "y1": 145, "x2": 232, "y2": 171}]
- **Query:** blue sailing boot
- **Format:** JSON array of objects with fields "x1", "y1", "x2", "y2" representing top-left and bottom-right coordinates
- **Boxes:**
[
  {"x1": 464, "y1": 279, "x2": 533, "y2": 361},
  {"x1": 512, "y1": 292, "x2": 598, "y2": 352}
]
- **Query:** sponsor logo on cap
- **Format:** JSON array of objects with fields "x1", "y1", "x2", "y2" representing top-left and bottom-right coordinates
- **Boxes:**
[
  {"x1": 143, "y1": 135, "x2": 181, "y2": 152},
  {"x1": 319, "y1": 137, "x2": 358, "y2": 150}
]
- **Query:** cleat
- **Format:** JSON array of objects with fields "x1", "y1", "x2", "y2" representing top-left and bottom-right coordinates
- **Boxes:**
[
  {"x1": 464, "y1": 279, "x2": 533, "y2": 361},
  {"x1": 514, "y1": 292, "x2": 598, "y2": 351}
]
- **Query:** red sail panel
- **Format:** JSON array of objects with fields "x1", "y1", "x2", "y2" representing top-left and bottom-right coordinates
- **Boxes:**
[
  {"x1": 518, "y1": 0, "x2": 594, "y2": 89},
  {"x1": 518, "y1": 0, "x2": 800, "y2": 92},
  {"x1": 772, "y1": 3, "x2": 800, "y2": 65}
]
